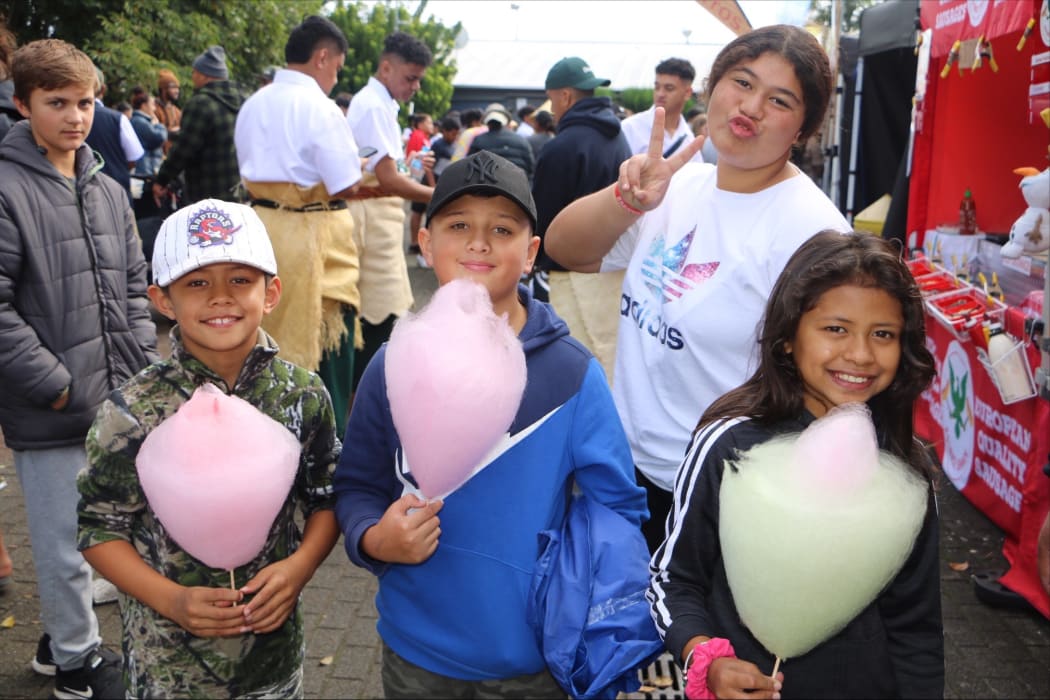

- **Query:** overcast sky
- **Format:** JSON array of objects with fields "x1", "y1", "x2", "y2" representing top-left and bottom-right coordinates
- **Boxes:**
[{"x1": 406, "y1": 0, "x2": 813, "y2": 46}]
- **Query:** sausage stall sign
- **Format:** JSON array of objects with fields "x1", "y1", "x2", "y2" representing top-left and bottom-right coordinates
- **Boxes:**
[
  {"x1": 915, "y1": 310, "x2": 1049, "y2": 619},
  {"x1": 907, "y1": 0, "x2": 1050, "y2": 623},
  {"x1": 922, "y1": 0, "x2": 1034, "y2": 56}
]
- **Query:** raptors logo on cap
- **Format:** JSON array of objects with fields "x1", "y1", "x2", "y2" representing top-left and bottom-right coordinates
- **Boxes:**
[{"x1": 188, "y1": 206, "x2": 242, "y2": 248}]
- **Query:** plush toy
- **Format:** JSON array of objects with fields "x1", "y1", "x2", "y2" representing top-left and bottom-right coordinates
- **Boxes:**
[
  {"x1": 1002, "y1": 167, "x2": 1050, "y2": 258},
  {"x1": 1002, "y1": 107, "x2": 1050, "y2": 259}
]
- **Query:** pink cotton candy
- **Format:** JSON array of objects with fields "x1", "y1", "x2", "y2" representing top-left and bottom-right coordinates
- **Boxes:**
[
  {"x1": 792, "y1": 402, "x2": 879, "y2": 499},
  {"x1": 136, "y1": 383, "x2": 301, "y2": 570},
  {"x1": 385, "y1": 278, "x2": 527, "y2": 500}
]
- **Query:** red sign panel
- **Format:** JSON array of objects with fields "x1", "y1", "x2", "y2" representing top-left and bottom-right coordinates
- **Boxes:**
[
  {"x1": 921, "y1": 0, "x2": 1037, "y2": 57},
  {"x1": 915, "y1": 313, "x2": 1050, "y2": 618}
]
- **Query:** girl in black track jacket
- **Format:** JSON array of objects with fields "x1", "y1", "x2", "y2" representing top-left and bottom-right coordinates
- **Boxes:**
[{"x1": 648, "y1": 232, "x2": 943, "y2": 699}]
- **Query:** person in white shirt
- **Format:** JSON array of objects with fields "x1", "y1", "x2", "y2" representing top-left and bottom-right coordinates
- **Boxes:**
[
  {"x1": 84, "y1": 69, "x2": 144, "y2": 200},
  {"x1": 515, "y1": 104, "x2": 536, "y2": 137},
  {"x1": 234, "y1": 14, "x2": 362, "y2": 427},
  {"x1": 344, "y1": 31, "x2": 434, "y2": 392},
  {"x1": 545, "y1": 25, "x2": 850, "y2": 553},
  {"x1": 620, "y1": 58, "x2": 704, "y2": 165}
]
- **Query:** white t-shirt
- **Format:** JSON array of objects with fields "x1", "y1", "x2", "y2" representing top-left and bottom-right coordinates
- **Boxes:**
[
  {"x1": 602, "y1": 164, "x2": 850, "y2": 490},
  {"x1": 620, "y1": 106, "x2": 703, "y2": 164},
  {"x1": 345, "y1": 77, "x2": 404, "y2": 173},
  {"x1": 235, "y1": 69, "x2": 361, "y2": 194}
]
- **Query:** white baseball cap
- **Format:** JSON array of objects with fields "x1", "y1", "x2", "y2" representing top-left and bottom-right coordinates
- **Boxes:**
[{"x1": 152, "y1": 199, "x2": 277, "y2": 286}]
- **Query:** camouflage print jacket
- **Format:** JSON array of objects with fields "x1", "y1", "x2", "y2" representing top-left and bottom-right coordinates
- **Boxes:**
[{"x1": 77, "y1": 328, "x2": 339, "y2": 699}]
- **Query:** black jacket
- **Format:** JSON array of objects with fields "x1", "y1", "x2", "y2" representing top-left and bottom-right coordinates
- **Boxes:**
[
  {"x1": 468, "y1": 125, "x2": 535, "y2": 183},
  {"x1": 0, "y1": 121, "x2": 158, "y2": 449},
  {"x1": 649, "y1": 413, "x2": 944, "y2": 699},
  {"x1": 532, "y1": 96, "x2": 630, "y2": 271}
]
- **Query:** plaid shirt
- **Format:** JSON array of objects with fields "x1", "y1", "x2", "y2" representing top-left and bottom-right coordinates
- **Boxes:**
[{"x1": 156, "y1": 80, "x2": 246, "y2": 204}]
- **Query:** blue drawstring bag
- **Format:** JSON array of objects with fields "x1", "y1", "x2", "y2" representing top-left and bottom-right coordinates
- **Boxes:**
[{"x1": 527, "y1": 493, "x2": 664, "y2": 699}]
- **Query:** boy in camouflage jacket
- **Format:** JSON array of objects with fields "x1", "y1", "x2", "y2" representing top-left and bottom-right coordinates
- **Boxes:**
[{"x1": 77, "y1": 200, "x2": 341, "y2": 698}]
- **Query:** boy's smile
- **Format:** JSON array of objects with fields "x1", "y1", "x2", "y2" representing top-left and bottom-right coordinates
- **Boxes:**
[
  {"x1": 420, "y1": 194, "x2": 539, "y2": 331},
  {"x1": 149, "y1": 263, "x2": 281, "y2": 388},
  {"x1": 785, "y1": 284, "x2": 903, "y2": 418}
]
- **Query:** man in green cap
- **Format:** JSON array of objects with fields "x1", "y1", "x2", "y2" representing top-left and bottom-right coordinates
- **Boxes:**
[
  {"x1": 530, "y1": 56, "x2": 630, "y2": 379},
  {"x1": 531, "y1": 56, "x2": 629, "y2": 302}
]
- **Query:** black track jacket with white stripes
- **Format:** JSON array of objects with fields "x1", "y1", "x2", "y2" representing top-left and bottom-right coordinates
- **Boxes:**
[{"x1": 647, "y1": 413, "x2": 944, "y2": 698}]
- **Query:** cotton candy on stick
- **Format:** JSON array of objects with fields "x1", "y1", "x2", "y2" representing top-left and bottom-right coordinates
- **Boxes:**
[
  {"x1": 385, "y1": 278, "x2": 527, "y2": 501},
  {"x1": 718, "y1": 403, "x2": 928, "y2": 670},
  {"x1": 136, "y1": 383, "x2": 301, "y2": 586}
]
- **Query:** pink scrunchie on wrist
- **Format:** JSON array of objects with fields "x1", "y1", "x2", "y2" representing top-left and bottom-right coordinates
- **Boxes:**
[{"x1": 684, "y1": 638, "x2": 736, "y2": 700}]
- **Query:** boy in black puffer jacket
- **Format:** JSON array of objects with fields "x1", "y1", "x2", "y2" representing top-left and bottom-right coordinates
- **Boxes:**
[{"x1": 0, "y1": 38, "x2": 158, "y2": 700}]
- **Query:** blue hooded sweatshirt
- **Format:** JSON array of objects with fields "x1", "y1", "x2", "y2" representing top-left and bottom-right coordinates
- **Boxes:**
[{"x1": 334, "y1": 284, "x2": 647, "y2": 681}]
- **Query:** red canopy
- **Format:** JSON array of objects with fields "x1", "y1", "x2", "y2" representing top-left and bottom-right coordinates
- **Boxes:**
[{"x1": 921, "y1": 0, "x2": 1038, "y2": 57}]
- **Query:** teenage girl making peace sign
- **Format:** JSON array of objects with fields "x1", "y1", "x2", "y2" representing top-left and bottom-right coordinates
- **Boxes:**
[{"x1": 545, "y1": 25, "x2": 850, "y2": 554}]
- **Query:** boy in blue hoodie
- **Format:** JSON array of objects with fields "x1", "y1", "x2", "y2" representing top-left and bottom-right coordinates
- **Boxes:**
[{"x1": 334, "y1": 151, "x2": 647, "y2": 697}]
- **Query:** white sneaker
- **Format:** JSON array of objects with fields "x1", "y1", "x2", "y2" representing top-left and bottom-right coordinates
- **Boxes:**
[
  {"x1": 415, "y1": 253, "x2": 430, "y2": 269},
  {"x1": 92, "y1": 577, "x2": 119, "y2": 606}
]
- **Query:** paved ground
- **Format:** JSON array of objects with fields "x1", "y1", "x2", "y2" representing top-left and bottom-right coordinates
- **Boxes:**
[{"x1": 1, "y1": 260, "x2": 1048, "y2": 698}]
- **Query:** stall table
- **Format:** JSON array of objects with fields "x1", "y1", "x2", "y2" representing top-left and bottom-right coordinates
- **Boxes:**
[{"x1": 914, "y1": 264, "x2": 1049, "y2": 618}]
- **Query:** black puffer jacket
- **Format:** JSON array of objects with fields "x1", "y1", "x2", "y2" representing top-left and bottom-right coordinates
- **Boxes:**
[{"x1": 0, "y1": 120, "x2": 159, "y2": 449}]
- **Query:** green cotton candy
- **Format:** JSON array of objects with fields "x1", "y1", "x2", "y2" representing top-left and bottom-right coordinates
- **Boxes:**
[{"x1": 718, "y1": 406, "x2": 928, "y2": 661}]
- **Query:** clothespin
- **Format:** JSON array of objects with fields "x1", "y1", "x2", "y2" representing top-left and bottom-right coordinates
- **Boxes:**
[
  {"x1": 914, "y1": 30, "x2": 924, "y2": 57},
  {"x1": 956, "y1": 254, "x2": 971, "y2": 282},
  {"x1": 977, "y1": 271, "x2": 989, "y2": 298},
  {"x1": 1017, "y1": 18, "x2": 1036, "y2": 51},
  {"x1": 941, "y1": 40, "x2": 961, "y2": 78},
  {"x1": 931, "y1": 239, "x2": 943, "y2": 265},
  {"x1": 973, "y1": 37, "x2": 998, "y2": 72},
  {"x1": 988, "y1": 272, "x2": 1005, "y2": 302}
]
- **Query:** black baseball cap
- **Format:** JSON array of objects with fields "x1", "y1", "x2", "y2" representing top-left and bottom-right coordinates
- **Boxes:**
[{"x1": 425, "y1": 151, "x2": 537, "y2": 229}]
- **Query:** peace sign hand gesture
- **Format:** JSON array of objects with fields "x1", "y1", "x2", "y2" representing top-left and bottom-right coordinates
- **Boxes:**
[{"x1": 617, "y1": 107, "x2": 706, "y2": 212}]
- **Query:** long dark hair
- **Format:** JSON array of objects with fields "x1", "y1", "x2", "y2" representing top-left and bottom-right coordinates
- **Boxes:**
[
  {"x1": 703, "y1": 24, "x2": 832, "y2": 142},
  {"x1": 699, "y1": 231, "x2": 936, "y2": 476}
]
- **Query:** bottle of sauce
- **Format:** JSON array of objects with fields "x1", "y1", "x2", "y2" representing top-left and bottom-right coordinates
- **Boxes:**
[
  {"x1": 959, "y1": 189, "x2": 977, "y2": 235},
  {"x1": 986, "y1": 324, "x2": 1031, "y2": 402}
]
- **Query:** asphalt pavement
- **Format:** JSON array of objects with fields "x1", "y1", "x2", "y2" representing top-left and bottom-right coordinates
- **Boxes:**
[{"x1": 1, "y1": 259, "x2": 1047, "y2": 699}]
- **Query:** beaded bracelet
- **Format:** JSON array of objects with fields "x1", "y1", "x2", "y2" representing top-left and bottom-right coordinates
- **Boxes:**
[{"x1": 613, "y1": 183, "x2": 643, "y2": 215}]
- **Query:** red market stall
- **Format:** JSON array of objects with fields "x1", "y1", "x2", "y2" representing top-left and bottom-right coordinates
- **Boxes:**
[{"x1": 908, "y1": 0, "x2": 1050, "y2": 618}]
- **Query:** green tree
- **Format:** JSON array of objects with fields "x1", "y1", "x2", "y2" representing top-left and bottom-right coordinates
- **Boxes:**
[
  {"x1": 4, "y1": 0, "x2": 321, "y2": 102},
  {"x1": 611, "y1": 87, "x2": 656, "y2": 115},
  {"x1": 328, "y1": 0, "x2": 460, "y2": 127},
  {"x1": 598, "y1": 86, "x2": 699, "y2": 119},
  {"x1": 5, "y1": 0, "x2": 122, "y2": 49},
  {"x1": 809, "y1": 0, "x2": 881, "y2": 33}
]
